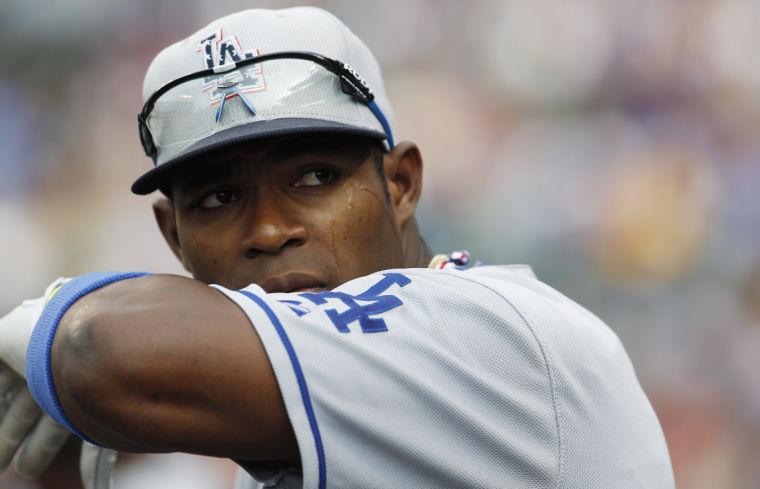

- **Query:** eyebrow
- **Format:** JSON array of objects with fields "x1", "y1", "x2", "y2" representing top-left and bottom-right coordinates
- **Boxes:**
[
  {"x1": 260, "y1": 135, "x2": 371, "y2": 163},
  {"x1": 173, "y1": 160, "x2": 241, "y2": 193},
  {"x1": 172, "y1": 135, "x2": 374, "y2": 192}
]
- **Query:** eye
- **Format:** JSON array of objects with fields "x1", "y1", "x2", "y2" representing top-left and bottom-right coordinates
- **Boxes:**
[
  {"x1": 293, "y1": 169, "x2": 338, "y2": 188},
  {"x1": 198, "y1": 189, "x2": 240, "y2": 209}
]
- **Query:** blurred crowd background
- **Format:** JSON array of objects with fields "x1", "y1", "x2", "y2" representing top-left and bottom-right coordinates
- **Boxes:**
[{"x1": 1, "y1": 0, "x2": 759, "y2": 488}]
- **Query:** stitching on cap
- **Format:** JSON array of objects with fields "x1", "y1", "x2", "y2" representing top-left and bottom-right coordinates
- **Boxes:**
[{"x1": 324, "y1": 9, "x2": 364, "y2": 125}]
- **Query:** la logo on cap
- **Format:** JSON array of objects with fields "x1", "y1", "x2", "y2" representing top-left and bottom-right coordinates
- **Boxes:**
[{"x1": 195, "y1": 30, "x2": 268, "y2": 108}]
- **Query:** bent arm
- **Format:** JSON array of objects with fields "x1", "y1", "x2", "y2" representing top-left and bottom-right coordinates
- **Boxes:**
[{"x1": 51, "y1": 274, "x2": 299, "y2": 463}]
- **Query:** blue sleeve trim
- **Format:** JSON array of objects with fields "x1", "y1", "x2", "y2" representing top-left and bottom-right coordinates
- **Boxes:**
[
  {"x1": 26, "y1": 272, "x2": 150, "y2": 444},
  {"x1": 238, "y1": 290, "x2": 327, "y2": 489}
]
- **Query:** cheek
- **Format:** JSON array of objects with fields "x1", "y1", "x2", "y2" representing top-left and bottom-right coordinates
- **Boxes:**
[
  {"x1": 322, "y1": 181, "x2": 403, "y2": 278},
  {"x1": 176, "y1": 220, "x2": 238, "y2": 282}
]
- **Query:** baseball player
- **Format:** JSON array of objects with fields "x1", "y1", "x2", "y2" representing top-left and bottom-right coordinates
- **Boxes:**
[{"x1": 0, "y1": 7, "x2": 675, "y2": 489}]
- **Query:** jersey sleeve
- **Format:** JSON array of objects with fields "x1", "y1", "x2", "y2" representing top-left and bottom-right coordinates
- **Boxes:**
[{"x1": 213, "y1": 268, "x2": 561, "y2": 489}]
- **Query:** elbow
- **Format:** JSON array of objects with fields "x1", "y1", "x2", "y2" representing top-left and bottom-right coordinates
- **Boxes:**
[
  {"x1": 54, "y1": 308, "x2": 109, "y2": 404},
  {"x1": 52, "y1": 303, "x2": 152, "y2": 449}
]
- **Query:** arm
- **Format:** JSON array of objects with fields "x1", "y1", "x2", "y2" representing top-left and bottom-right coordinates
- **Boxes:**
[{"x1": 51, "y1": 274, "x2": 299, "y2": 464}]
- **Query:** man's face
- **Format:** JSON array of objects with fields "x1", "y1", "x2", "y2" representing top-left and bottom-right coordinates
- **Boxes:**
[{"x1": 162, "y1": 135, "x2": 408, "y2": 291}]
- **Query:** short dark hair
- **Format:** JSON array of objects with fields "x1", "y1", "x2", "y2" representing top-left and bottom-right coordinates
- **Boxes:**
[{"x1": 368, "y1": 141, "x2": 390, "y2": 202}]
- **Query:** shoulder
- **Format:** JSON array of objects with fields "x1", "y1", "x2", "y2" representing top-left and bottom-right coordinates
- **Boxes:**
[{"x1": 217, "y1": 265, "x2": 672, "y2": 487}]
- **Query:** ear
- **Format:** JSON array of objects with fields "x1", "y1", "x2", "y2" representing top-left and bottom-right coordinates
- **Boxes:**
[
  {"x1": 153, "y1": 198, "x2": 191, "y2": 272},
  {"x1": 384, "y1": 141, "x2": 423, "y2": 229}
]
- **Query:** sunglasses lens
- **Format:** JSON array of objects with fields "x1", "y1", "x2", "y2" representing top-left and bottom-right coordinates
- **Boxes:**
[
  {"x1": 145, "y1": 58, "x2": 326, "y2": 162},
  {"x1": 139, "y1": 54, "x2": 389, "y2": 165}
]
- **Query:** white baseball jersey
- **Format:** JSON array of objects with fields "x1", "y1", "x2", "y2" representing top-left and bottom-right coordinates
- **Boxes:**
[{"x1": 214, "y1": 265, "x2": 674, "y2": 489}]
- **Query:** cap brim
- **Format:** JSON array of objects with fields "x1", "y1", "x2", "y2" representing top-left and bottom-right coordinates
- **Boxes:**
[{"x1": 131, "y1": 118, "x2": 386, "y2": 195}]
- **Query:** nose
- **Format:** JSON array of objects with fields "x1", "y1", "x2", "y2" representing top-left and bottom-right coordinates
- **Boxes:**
[{"x1": 240, "y1": 193, "x2": 308, "y2": 258}]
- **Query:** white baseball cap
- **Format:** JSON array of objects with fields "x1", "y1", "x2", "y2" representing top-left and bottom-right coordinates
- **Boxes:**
[{"x1": 132, "y1": 7, "x2": 395, "y2": 195}]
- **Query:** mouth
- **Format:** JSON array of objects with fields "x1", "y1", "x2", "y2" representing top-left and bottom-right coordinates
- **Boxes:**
[
  {"x1": 261, "y1": 272, "x2": 327, "y2": 294},
  {"x1": 292, "y1": 286, "x2": 326, "y2": 293}
]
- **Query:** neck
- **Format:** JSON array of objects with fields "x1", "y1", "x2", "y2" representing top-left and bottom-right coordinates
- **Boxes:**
[{"x1": 401, "y1": 220, "x2": 434, "y2": 268}]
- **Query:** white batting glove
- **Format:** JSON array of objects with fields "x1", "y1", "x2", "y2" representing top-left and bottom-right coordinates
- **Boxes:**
[
  {"x1": 80, "y1": 442, "x2": 117, "y2": 489},
  {"x1": 0, "y1": 277, "x2": 71, "y2": 376},
  {"x1": 0, "y1": 278, "x2": 72, "y2": 477}
]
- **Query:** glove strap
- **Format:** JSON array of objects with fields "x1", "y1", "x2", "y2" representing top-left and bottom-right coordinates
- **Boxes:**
[{"x1": 26, "y1": 272, "x2": 150, "y2": 443}]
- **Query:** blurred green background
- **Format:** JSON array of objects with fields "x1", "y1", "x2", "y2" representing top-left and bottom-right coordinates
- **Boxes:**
[{"x1": 1, "y1": 1, "x2": 759, "y2": 488}]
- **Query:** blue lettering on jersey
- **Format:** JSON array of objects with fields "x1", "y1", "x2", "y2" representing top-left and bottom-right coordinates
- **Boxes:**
[
  {"x1": 292, "y1": 273, "x2": 412, "y2": 333},
  {"x1": 279, "y1": 299, "x2": 310, "y2": 317}
]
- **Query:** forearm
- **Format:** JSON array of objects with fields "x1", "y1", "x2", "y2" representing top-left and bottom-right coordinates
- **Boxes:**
[{"x1": 49, "y1": 274, "x2": 297, "y2": 461}]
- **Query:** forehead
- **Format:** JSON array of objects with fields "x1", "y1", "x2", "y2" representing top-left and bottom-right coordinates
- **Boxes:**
[{"x1": 168, "y1": 134, "x2": 376, "y2": 191}]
